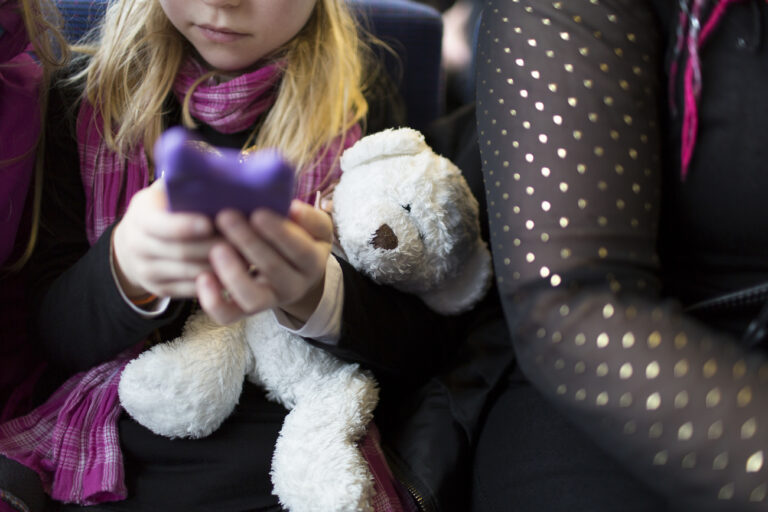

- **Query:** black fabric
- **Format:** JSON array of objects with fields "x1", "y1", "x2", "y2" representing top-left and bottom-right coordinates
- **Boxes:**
[
  {"x1": 0, "y1": 455, "x2": 47, "y2": 512},
  {"x1": 107, "y1": 384, "x2": 285, "y2": 512},
  {"x1": 476, "y1": 0, "x2": 768, "y2": 510},
  {"x1": 472, "y1": 367, "x2": 666, "y2": 512},
  {"x1": 658, "y1": 0, "x2": 768, "y2": 314},
  {"x1": 381, "y1": 310, "x2": 513, "y2": 512},
  {"x1": 327, "y1": 255, "x2": 469, "y2": 390}
]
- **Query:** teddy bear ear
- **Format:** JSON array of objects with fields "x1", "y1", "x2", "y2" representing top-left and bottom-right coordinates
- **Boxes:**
[
  {"x1": 340, "y1": 127, "x2": 430, "y2": 172},
  {"x1": 420, "y1": 239, "x2": 494, "y2": 315}
]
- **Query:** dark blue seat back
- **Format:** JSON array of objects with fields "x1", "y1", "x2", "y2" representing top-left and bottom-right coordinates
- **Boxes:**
[{"x1": 55, "y1": 0, "x2": 444, "y2": 129}]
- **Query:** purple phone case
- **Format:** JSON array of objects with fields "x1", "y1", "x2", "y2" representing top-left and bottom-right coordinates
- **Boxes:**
[{"x1": 155, "y1": 127, "x2": 295, "y2": 217}]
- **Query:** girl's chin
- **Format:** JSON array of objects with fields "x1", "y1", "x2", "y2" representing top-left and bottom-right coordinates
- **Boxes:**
[{"x1": 192, "y1": 50, "x2": 272, "y2": 78}]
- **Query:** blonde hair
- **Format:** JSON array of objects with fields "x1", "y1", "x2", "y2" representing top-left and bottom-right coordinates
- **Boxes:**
[
  {"x1": 19, "y1": 0, "x2": 69, "y2": 73},
  {"x1": 2, "y1": 0, "x2": 69, "y2": 273},
  {"x1": 77, "y1": 0, "x2": 371, "y2": 176}
]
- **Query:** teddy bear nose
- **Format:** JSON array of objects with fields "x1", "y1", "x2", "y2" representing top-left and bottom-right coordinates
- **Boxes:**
[{"x1": 371, "y1": 224, "x2": 398, "y2": 250}]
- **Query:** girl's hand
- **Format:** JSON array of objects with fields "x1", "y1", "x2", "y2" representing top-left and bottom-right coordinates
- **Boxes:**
[
  {"x1": 112, "y1": 180, "x2": 218, "y2": 300},
  {"x1": 197, "y1": 199, "x2": 333, "y2": 325}
]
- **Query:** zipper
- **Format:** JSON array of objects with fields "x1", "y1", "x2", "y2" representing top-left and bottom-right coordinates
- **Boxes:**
[
  {"x1": 684, "y1": 282, "x2": 768, "y2": 348},
  {"x1": 684, "y1": 282, "x2": 768, "y2": 314},
  {"x1": 402, "y1": 478, "x2": 428, "y2": 512},
  {"x1": 744, "y1": 300, "x2": 768, "y2": 348},
  {"x1": 383, "y1": 445, "x2": 438, "y2": 512}
]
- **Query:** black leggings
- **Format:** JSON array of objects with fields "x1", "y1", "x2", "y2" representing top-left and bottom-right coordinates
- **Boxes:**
[{"x1": 472, "y1": 366, "x2": 666, "y2": 512}]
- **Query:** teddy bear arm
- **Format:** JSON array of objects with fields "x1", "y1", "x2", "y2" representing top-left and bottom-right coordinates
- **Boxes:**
[{"x1": 419, "y1": 240, "x2": 493, "y2": 315}]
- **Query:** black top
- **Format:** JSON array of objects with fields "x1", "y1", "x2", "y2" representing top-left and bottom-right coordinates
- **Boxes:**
[
  {"x1": 477, "y1": 0, "x2": 768, "y2": 510},
  {"x1": 32, "y1": 68, "x2": 466, "y2": 511}
]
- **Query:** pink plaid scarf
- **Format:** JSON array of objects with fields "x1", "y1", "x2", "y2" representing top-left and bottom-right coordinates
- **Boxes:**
[
  {"x1": 0, "y1": 349, "x2": 138, "y2": 506},
  {"x1": 0, "y1": 57, "x2": 381, "y2": 508}
]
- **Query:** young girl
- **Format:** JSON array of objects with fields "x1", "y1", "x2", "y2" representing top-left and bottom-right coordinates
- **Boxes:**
[{"x1": 0, "y1": 0, "x2": 462, "y2": 509}]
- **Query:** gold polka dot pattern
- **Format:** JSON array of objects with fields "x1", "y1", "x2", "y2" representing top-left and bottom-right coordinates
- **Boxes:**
[{"x1": 477, "y1": 0, "x2": 768, "y2": 508}]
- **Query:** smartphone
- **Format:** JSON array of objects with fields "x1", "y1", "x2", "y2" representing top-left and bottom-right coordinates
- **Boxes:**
[{"x1": 155, "y1": 127, "x2": 294, "y2": 217}]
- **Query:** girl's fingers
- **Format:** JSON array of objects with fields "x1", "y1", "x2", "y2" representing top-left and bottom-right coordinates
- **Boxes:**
[
  {"x1": 141, "y1": 236, "x2": 221, "y2": 262},
  {"x1": 140, "y1": 209, "x2": 213, "y2": 240},
  {"x1": 249, "y1": 206, "x2": 331, "y2": 274},
  {"x1": 208, "y1": 243, "x2": 281, "y2": 312},
  {"x1": 210, "y1": 205, "x2": 332, "y2": 317},
  {"x1": 133, "y1": 182, "x2": 214, "y2": 240},
  {"x1": 215, "y1": 210, "x2": 322, "y2": 304},
  {"x1": 150, "y1": 280, "x2": 199, "y2": 299},
  {"x1": 215, "y1": 209, "x2": 279, "y2": 268},
  {"x1": 126, "y1": 258, "x2": 212, "y2": 298},
  {"x1": 215, "y1": 210, "x2": 304, "y2": 296},
  {"x1": 139, "y1": 259, "x2": 213, "y2": 284},
  {"x1": 285, "y1": 199, "x2": 334, "y2": 243},
  {"x1": 113, "y1": 182, "x2": 218, "y2": 299},
  {"x1": 196, "y1": 272, "x2": 246, "y2": 325}
]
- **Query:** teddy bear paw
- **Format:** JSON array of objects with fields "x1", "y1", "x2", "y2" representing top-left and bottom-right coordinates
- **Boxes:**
[{"x1": 119, "y1": 317, "x2": 251, "y2": 438}]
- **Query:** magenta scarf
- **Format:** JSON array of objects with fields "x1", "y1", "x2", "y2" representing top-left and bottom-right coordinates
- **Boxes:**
[
  {"x1": 0, "y1": 0, "x2": 45, "y2": 441},
  {"x1": 0, "y1": 350, "x2": 138, "y2": 506},
  {"x1": 0, "y1": 0, "x2": 29, "y2": 63},
  {"x1": 0, "y1": 0, "x2": 42, "y2": 265},
  {"x1": 670, "y1": 0, "x2": 747, "y2": 180},
  {"x1": 77, "y1": 58, "x2": 283, "y2": 245}
]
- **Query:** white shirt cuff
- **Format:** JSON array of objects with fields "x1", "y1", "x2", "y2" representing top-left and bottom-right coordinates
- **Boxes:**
[{"x1": 272, "y1": 254, "x2": 343, "y2": 344}]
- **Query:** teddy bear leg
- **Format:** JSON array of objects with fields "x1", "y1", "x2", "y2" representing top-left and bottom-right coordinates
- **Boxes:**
[
  {"x1": 270, "y1": 368, "x2": 379, "y2": 512},
  {"x1": 119, "y1": 315, "x2": 252, "y2": 439}
]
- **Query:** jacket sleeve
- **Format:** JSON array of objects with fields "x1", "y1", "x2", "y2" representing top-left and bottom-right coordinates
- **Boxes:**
[
  {"x1": 477, "y1": 1, "x2": 768, "y2": 509},
  {"x1": 28, "y1": 77, "x2": 184, "y2": 375},
  {"x1": 312, "y1": 256, "x2": 469, "y2": 387}
]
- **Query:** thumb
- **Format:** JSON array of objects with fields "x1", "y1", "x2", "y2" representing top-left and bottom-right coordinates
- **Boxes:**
[
  {"x1": 145, "y1": 178, "x2": 170, "y2": 210},
  {"x1": 287, "y1": 199, "x2": 334, "y2": 243},
  {"x1": 129, "y1": 178, "x2": 169, "y2": 213}
]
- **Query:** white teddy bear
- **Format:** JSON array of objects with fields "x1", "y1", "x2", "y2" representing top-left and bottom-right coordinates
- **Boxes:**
[{"x1": 117, "y1": 127, "x2": 492, "y2": 512}]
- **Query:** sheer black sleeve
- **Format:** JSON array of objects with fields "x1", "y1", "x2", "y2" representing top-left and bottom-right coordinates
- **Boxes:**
[{"x1": 477, "y1": 1, "x2": 768, "y2": 509}]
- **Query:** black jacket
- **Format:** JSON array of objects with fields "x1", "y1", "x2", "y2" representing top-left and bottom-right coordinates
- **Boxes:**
[{"x1": 373, "y1": 104, "x2": 515, "y2": 512}]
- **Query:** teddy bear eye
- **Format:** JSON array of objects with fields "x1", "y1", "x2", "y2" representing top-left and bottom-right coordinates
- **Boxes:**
[{"x1": 401, "y1": 204, "x2": 411, "y2": 213}]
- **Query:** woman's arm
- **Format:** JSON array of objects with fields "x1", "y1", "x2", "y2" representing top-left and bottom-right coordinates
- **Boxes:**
[
  {"x1": 478, "y1": 1, "x2": 768, "y2": 509},
  {"x1": 0, "y1": 11, "x2": 41, "y2": 266}
]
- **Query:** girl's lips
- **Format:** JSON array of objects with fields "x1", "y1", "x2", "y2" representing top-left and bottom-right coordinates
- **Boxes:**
[{"x1": 197, "y1": 25, "x2": 247, "y2": 43}]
